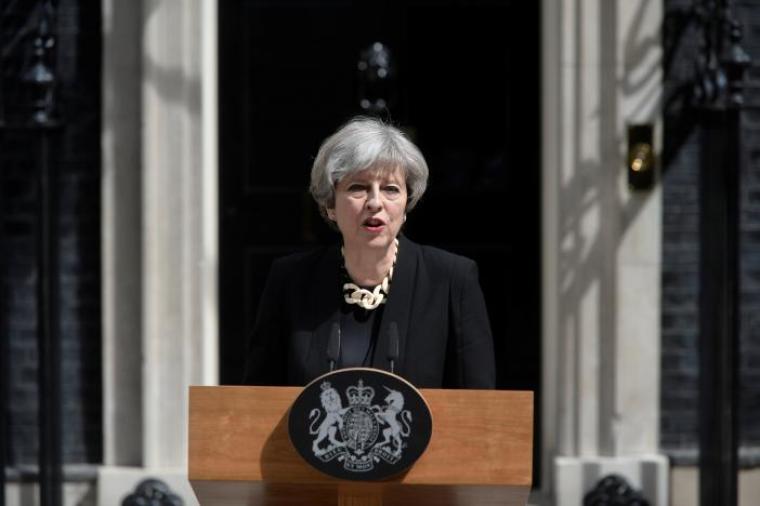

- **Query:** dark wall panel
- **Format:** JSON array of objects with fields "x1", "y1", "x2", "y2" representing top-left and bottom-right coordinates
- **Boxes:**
[{"x1": 219, "y1": 0, "x2": 541, "y2": 392}]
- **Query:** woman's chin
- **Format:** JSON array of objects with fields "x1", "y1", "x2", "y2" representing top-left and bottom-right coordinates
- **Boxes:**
[{"x1": 347, "y1": 232, "x2": 395, "y2": 249}]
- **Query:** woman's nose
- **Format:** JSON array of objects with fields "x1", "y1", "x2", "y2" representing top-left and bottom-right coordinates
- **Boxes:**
[{"x1": 366, "y1": 186, "x2": 382, "y2": 210}]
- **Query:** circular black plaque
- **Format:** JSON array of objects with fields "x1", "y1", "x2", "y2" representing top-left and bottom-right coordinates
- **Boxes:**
[{"x1": 288, "y1": 367, "x2": 433, "y2": 481}]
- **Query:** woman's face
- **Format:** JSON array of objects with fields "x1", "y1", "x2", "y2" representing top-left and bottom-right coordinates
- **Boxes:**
[{"x1": 328, "y1": 166, "x2": 407, "y2": 252}]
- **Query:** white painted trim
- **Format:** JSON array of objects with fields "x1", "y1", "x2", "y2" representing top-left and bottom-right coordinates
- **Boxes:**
[
  {"x1": 101, "y1": 0, "x2": 144, "y2": 467},
  {"x1": 200, "y1": 0, "x2": 219, "y2": 386},
  {"x1": 540, "y1": 0, "x2": 562, "y2": 499}
]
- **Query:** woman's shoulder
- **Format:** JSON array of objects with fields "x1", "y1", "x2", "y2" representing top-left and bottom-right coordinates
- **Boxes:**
[
  {"x1": 271, "y1": 244, "x2": 338, "y2": 273},
  {"x1": 402, "y1": 236, "x2": 477, "y2": 273}
]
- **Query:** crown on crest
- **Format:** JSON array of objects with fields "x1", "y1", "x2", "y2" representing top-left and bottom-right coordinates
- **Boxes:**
[{"x1": 346, "y1": 379, "x2": 375, "y2": 406}]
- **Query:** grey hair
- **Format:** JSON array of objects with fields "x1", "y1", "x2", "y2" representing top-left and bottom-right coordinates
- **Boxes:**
[{"x1": 310, "y1": 117, "x2": 429, "y2": 221}]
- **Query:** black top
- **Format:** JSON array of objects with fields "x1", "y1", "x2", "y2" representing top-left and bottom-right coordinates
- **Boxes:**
[
  {"x1": 339, "y1": 302, "x2": 383, "y2": 368},
  {"x1": 242, "y1": 235, "x2": 496, "y2": 388}
]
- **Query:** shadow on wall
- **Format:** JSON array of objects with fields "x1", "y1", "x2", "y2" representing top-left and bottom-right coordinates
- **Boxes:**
[{"x1": 555, "y1": 0, "x2": 660, "y2": 460}]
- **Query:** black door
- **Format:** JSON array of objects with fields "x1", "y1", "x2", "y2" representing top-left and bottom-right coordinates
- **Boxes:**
[{"x1": 219, "y1": 0, "x2": 540, "y2": 394}]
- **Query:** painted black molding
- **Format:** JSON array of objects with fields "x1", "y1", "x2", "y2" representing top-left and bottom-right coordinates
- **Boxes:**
[
  {"x1": 583, "y1": 474, "x2": 650, "y2": 506},
  {"x1": 121, "y1": 479, "x2": 184, "y2": 506}
]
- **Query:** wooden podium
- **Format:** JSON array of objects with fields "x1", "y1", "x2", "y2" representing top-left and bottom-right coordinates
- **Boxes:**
[{"x1": 188, "y1": 386, "x2": 533, "y2": 505}]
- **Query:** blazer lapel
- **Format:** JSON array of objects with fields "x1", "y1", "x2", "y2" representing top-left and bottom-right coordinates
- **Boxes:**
[
  {"x1": 372, "y1": 235, "x2": 418, "y2": 374},
  {"x1": 306, "y1": 245, "x2": 343, "y2": 379}
]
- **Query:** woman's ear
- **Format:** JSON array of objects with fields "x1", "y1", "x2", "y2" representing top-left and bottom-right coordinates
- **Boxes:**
[{"x1": 326, "y1": 208, "x2": 336, "y2": 221}]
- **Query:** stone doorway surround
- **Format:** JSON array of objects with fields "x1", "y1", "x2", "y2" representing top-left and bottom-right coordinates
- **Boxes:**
[
  {"x1": 98, "y1": 1, "x2": 668, "y2": 506},
  {"x1": 100, "y1": 0, "x2": 217, "y2": 504},
  {"x1": 540, "y1": 0, "x2": 668, "y2": 505}
]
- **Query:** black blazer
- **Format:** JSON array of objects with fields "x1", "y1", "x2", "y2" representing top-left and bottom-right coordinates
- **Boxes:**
[{"x1": 242, "y1": 236, "x2": 495, "y2": 388}]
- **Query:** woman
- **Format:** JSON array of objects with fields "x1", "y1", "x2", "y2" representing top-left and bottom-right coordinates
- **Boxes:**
[{"x1": 243, "y1": 117, "x2": 495, "y2": 388}]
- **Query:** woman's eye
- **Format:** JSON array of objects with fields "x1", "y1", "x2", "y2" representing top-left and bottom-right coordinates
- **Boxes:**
[
  {"x1": 383, "y1": 186, "x2": 402, "y2": 198},
  {"x1": 347, "y1": 184, "x2": 367, "y2": 193}
]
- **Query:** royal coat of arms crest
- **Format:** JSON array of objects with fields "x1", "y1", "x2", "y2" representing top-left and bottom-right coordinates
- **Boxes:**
[
  {"x1": 308, "y1": 379, "x2": 412, "y2": 472},
  {"x1": 288, "y1": 368, "x2": 432, "y2": 481}
]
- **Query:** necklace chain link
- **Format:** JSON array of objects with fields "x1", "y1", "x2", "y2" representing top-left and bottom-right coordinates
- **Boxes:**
[{"x1": 342, "y1": 238, "x2": 399, "y2": 310}]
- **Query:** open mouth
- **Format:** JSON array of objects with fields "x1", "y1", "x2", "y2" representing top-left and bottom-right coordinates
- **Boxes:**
[{"x1": 363, "y1": 217, "x2": 385, "y2": 230}]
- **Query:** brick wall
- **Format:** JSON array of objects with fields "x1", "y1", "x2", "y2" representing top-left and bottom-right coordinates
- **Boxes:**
[
  {"x1": 661, "y1": 0, "x2": 701, "y2": 459},
  {"x1": 740, "y1": 55, "x2": 760, "y2": 453},
  {"x1": 1, "y1": 0, "x2": 102, "y2": 465},
  {"x1": 738, "y1": 2, "x2": 760, "y2": 456},
  {"x1": 662, "y1": 0, "x2": 760, "y2": 464}
]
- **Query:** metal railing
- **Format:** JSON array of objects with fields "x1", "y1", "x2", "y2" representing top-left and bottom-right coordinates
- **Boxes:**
[
  {"x1": 691, "y1": 1, "x2": 750, "y2": 506},
  {"x1": 1, "y1": 1, "x2": 63, "y2": 505}
]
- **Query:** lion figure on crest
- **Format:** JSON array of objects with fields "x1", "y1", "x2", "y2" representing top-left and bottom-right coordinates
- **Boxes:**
[{"x1": 309, "y1": 382, "x2": 347, "y2": 456}]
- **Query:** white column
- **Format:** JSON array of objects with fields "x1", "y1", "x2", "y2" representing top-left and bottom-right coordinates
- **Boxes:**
[
  {"x1": 100, "y1": 0, "x2": 217, "y2": 503},
  {"x1": 102, "y1": 0, "x2": 144, "y2": 468},
  {"x1": 141, "y1": 0, "x2": 218, "y2": 468},
  {"x1": 541, "y1": 1, "x2": 667, "y2": 505}
]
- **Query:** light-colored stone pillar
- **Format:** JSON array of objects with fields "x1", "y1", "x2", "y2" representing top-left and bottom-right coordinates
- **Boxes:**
[
  {"x1": 102, "y1": 0, "x2": 144, "y2": 469},
  {"x1": 541, "y1": 1, "x2": 667, "y2": 505},
  {"x1": 100, "y1": 0, "x2": 217, "y2": 503},
  {"x1": 141, "y1": 0, "x2": 218, "y2": 468}
]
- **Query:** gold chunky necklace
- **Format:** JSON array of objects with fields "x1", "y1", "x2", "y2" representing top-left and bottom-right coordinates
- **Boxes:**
[{"x1": 341, "y1": 238, "x2": 399, "y2": 311}]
